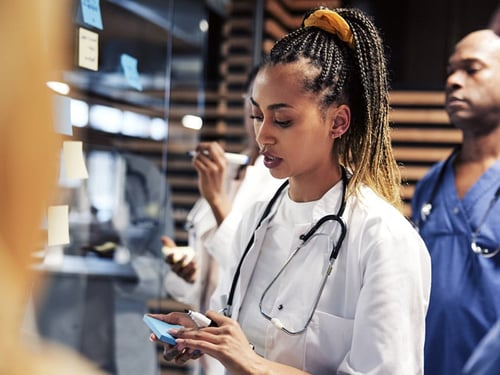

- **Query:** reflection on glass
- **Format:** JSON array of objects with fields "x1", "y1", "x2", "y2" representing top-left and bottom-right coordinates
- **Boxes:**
[
  {"x1": 89, "y1": 104, "x2": 122, "y2": 133},
  {"x1": 150, "y1": 117, "x2": 168, "y2": 140},
  {"x1": 122, "y1": 111, "x2": 150, "y2": 138},
  {"x1": 87, "y1": 150, "x2": 123, "y2": 222},
  {"x1": 70, "y1": 99, "x2": 89, "y2": 127},
  {"x1": 182, "y1": 114, "x2": 203, "y2": 130}
]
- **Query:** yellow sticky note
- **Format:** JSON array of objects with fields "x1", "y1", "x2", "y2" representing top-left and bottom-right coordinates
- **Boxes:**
[
  {"x1": 78, "y1": 27, "x2": 98, "y2": 71},
  {"x1": 63, "y1": 141, "x2": 88, "y2": 179},
  {"x1": 47, "y1": 205, "x2": 70, "y2": 246}
]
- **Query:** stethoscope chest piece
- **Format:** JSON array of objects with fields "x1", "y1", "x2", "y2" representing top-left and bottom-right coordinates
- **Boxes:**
[{"x1": 420, "y1": 202, "x2": 432, "y2": 223}]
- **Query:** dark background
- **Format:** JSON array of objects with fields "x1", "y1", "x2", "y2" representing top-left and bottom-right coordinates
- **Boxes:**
[{"x1": 346, "y1": 0, "x2": 500, "y2": 89}]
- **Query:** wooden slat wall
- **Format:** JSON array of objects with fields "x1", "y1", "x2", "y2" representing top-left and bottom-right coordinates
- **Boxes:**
[
  {"x1": 166, "y1": 0, "x2": 460, "y2": 244},
  {"x1": 390, "y1": 91, "x2": 460, "y2": 216}
]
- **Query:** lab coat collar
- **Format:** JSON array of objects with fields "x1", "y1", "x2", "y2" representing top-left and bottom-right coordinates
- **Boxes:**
[{"x1": 311, "y1": 176, "x2": 346, "y2": 221}]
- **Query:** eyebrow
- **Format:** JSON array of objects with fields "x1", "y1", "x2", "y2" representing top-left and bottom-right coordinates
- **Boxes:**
[
  {"x1": 250, "y1": 96, "x2": 293, "y2": 111},
  {"x1": 448, "y1": 57, "x2": 484, "y2": 67}
]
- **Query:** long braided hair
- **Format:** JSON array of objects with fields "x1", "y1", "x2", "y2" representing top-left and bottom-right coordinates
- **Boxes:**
[{"x1": 267, "y1": 7, "x2": 402, "y2": 210}]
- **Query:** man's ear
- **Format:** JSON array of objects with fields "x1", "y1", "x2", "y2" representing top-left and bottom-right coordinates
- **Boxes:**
[{"x1": 329, "y1": 104, "x2": 351, "y2": 139}]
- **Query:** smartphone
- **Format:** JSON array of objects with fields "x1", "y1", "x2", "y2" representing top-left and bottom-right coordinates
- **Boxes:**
[
  {"x1": 161, "y1": 246, "x2": 195, "y2": 266},
  {"x1": 143, "y1": 315, "x2": 183, "y2": 345}
]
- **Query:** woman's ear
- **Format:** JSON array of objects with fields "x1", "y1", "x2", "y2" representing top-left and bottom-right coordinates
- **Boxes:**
[{"x1": 329, "y1": 104, "x2": 351, "y2": 139}]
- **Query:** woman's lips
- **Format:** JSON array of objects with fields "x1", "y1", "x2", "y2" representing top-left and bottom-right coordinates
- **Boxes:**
[{"x1": 262, "y1": 153, "x2": 282, "y2": 169}]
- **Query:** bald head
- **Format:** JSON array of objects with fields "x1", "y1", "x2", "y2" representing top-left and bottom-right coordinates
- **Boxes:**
[
  {"x1": 453, "y1": 29, "x2": 500, "y2": 59},
  {"x1": 448, "y1": 29, "x2": 500, "y2": 81}
]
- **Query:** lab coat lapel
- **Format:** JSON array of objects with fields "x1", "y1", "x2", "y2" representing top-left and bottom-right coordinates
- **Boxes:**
[{"x1": 230, "y1": 221, "x2": 268, "y2": 321}]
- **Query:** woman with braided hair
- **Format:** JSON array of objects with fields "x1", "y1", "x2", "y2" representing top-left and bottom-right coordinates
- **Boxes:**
[{"x1": 148, "y1": 7, "x2": 431, "y2": 374}]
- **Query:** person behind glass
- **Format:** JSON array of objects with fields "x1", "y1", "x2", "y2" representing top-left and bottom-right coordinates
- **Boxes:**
[
  {"x1": 148, "y1": 7, "x2": 431, "y2": 374},
  {"x1": 160, "y1": 65, "x2": 283, "y2": 374},
  {"x1": 410, "y1": 29, "x2": 500, "y2": 375}
]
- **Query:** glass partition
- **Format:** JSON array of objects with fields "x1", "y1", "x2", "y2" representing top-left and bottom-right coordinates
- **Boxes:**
[{"x1": 31, "y1": 1, "x2": 208, "y2": 373}]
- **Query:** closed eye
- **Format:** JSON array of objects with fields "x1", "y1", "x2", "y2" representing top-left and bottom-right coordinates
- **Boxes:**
[
  {"x1": 465, "y1": 67, "x2": 480, "y2": 75},
  {"x1": 275, "y1": 119, "x2": 291, "y2": 127}
]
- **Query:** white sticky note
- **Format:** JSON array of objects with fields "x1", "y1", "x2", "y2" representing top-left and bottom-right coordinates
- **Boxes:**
[
  {"x1": 120, "y1": 53, "x2": 143, "y2": 91},
  {"x1": 63, "y1": 141, "x2": 88, "y2": 179},
  {"x1": 81, "y1": 0, "x2": 103, "y2": 30},
  {"x1": 53, "y1": 95, "x2": 73, "y2": 136},
  {"x1": 78, "y1": 27, "x2": 99, "y2": 71},
  {"x1": 47, "y1": 205, "x2": 70, "y2": 246}
]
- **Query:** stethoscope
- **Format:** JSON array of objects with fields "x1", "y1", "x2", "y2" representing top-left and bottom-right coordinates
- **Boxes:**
[
  {"x1": 415, "y1": 146, "x2": 500, "y2": 258},
  {"x1": 223, "y1": 167, "x2": 348, "y2": 327}
]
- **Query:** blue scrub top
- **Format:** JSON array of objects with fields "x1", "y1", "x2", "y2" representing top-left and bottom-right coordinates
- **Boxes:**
[{"x1": 411, "y1": 155, "x2": 500, "y2": 375}]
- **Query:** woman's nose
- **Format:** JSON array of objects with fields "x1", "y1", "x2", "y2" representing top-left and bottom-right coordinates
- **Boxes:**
[{"x1": 254, "y1": 120, "x2": 272, "y2": 147}]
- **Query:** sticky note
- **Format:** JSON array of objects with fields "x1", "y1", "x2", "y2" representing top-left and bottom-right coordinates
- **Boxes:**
[
  {"x1": 80, "y1": 0, "x2": 103, "y2": 30},
  {"x1": 78, "y1": 27, "x2": 99, "y2": 71},
  {"x1": 53, "y1": 95, "x2": 73, "y2": 136},
  {"x1": 62, "y1": 141, "x2": 88, "y2": 179},
  {"x1": 47, "y1": 205, "x2": 70, "y2": 246},
  {"x1": 120, "y1": 53, "x2": 143, "y2": 91}
]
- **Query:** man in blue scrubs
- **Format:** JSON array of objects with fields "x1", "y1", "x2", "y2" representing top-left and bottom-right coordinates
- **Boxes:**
[{"x1": 411, "y1": 29, "x2": 500, "y2": 374}]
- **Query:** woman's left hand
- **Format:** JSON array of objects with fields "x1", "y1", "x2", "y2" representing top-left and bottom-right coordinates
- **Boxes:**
[{"x1": 171, "y1": 310, "x2": 260, "y2": 374}]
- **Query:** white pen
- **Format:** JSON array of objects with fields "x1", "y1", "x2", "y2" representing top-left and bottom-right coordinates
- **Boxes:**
[
  {"x1": 187, "y1": 150, "x2": 250, "y2": 166},
  {"x1": 185, "y1": 309, "x2": 217, "y2": 328}
]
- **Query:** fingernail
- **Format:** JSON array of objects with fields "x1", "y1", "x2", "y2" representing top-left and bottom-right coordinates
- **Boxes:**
[
  {"x1": 191, "y1": 350, "x2": 203, "y2": 359},
  {"x1": 163, "y1": 348, "x2": 179, "y2": 361}
]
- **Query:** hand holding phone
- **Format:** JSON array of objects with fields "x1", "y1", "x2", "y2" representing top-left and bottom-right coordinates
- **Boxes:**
[
  {"x1": 143, "y1": 315, "x2": 183, "y2": 345},
  {"x1": 162, "y1": 246, "x2": 195, "y2": 266}
]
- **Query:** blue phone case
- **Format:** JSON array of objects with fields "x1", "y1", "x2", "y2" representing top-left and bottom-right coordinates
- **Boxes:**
[{"x1": 143, "y1": 315, "x2": 183, "y2": 345}]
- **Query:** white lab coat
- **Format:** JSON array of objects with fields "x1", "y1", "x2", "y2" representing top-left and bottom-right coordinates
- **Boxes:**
[
  {"x1": 211, "y1": 182, "x2": 431, "y2": 375},
  {"x1": 164, "y1": 156, "x2": 284, "y2": 375}
]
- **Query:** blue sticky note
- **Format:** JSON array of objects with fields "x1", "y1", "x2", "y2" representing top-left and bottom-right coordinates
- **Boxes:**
[
  {"x1": 81, "y1": 0, "x2": 103, "y2": 30},
  {"x1": 143, "y1": 315, "x2": 183, "y2": 345},
  {"x1": 120, "y1": 54, "x2": 143, "y2": 91}
]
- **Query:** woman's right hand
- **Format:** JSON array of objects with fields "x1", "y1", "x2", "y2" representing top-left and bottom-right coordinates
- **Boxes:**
[
  {"x1": 171, "y1": 311, "x2": 311, "y2": 374},
  {"x1": 191, "y1": 142, "x2": 232, "y2": 225}
]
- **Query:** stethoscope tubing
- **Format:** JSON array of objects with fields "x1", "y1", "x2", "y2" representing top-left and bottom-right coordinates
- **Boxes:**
[
  {"x1": 415, "y1": 146, "x2": 500, "y2": 257},
  {"x1": 223, "y1": 179, "x2": 289, "y2": 317},
  {"x1": 258, "y1": 214, "x2": 346, "y2": 335},
  {"x1": 224, "y1": 167, "x2": 348, "y2": 318}
]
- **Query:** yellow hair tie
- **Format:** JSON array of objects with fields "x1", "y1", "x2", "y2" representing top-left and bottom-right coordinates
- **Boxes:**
[{"x1": 303, "y1": 9, "x2": 354, "y2": 48}]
